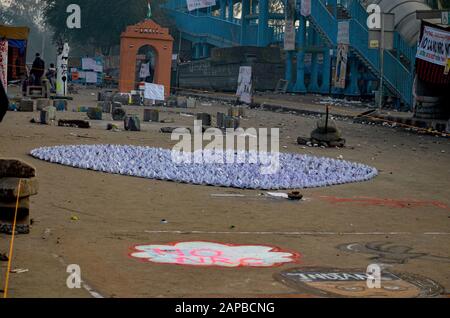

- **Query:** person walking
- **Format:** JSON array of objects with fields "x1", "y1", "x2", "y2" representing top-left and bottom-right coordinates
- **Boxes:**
[{"x1": 30, "y1": 53, "x2": 45, "y2": 86}]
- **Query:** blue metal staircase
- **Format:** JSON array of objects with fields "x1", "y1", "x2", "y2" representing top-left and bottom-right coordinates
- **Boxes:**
[
  {"x1": 309, "y1": 0, "x2": 415, "y2": 107},
  {"x1": 164, "y1": 0, "x2": 242, "y2": 47},
  {"x1": 164, "y1": 0, "x2": 416, "y2": 107}
]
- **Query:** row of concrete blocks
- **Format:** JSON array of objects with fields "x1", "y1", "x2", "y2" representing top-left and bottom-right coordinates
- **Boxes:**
[
  {"x1": 98, "y1": 90, "x2": 197, "y2": 108},
  {"x1": 0, "y1": 160, "x2": 38, "y2": 235},
  {"x1": 195, "y1": 112, "x2": 241, "y2": 129},
  {"x1": 16, "y1": 98, "x2": 68, "y2": 112}
]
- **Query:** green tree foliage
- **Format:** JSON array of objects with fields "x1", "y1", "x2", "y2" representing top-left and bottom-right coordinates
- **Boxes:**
[
  {"x1": 0, "y1": 0, "x2": 56, "y2": 62},
  {"x1": 43, "y1": 0, "x2": 167, "y2": 55}
]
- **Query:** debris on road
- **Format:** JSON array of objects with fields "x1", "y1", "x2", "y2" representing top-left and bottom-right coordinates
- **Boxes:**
[{"x1": 10, "y1": 268, "x2": 29, "y2": 274}]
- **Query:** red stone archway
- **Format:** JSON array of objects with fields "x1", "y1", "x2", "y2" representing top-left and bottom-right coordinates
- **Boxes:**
[{"x1": 119, "y1": 19, "x2": 173, "y2": 97}]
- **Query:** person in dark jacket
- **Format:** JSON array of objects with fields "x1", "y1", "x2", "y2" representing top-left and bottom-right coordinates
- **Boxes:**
[
  {"x1": 0, "y1": 79, "x2": 8, "y2": 122},
  {"x1": 30, "y1": 53, "x2": 45, "y2": 86}
]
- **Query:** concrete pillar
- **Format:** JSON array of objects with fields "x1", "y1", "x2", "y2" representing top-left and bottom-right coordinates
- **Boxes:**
[
  {"x1": 240, "y1": 0, "x2": 251, "y2": 45},
  {"x1": 309, "y1": 53, "x2": 320, "y2": 93},
  {"x1": 307, "y1": 25, "x2": 315, "y2": 47},
  {"x1": 220, "y1": 0, "x2": 226, "y2": 19},
  {"x1": 202, "y1": 43, "x2": 210, "y2": 58},
  {"x1": 228, "y1": 0, "x2": 234, "y2": 21},
  {"x1": 346, "y1": 58, "x2": 359, "y2": 96},
  {"x1": 251, "y1": 0, "x2": 257, "y2": 14},
  {"x1": 257, "y1": 0, "x2": 269, "y2": 46},
  {"x1": 308, "y1": 28, "x2": 320, "y2": 92},
  {"x1": 285, "y1": 51, "x2": 294, "y2": 90},
  {"x1": 293, "y1": 16, "x2": 307, "y2": 93},
  {"x1": 194, "y1": 44, "x2": 201, "y2": 59},
  {"x1": 320, "y1": 48, "x2": 332, "y2": 94}
]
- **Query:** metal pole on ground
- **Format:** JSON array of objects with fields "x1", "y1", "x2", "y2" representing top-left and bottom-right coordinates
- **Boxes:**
[{"x1": 379, "y1": 14, "x2": 385, "y2": 110}]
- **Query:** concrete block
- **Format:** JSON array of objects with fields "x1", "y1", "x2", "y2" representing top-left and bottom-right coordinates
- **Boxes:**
[
  {"x1": 112, "y1": 107, "x2": 126, "y2": 121},
  {"x1": 0, "y1": 198, "x2": 30, "y2": 234},
  {"x1": 19, "y1": 99, "x2": 35, "y2": 112},
  {"x1": 124, "y1": 116, "x2": 141, "y2": 131},
  {"x1": 113, "y1": 93, "x2": 130, "y2": 105},
  {"x1": 40, "y1": 106, "x2": 56, "y2": 124},
  {"x1": 130, "y1": 94, "x2": 142, "y2": 105},
  {"x1": 53, "y1": 99, "x2": 68, "y2": 111},
  {"x1": 167, "y1": 97, "x2": 177, "y2": 107},
  {"x1": 98, "y1": 101, "x2": 112, "y2": 113},
  {"x1": 143, "y1": 98, "x2": 153, "y2": 106},
  {"x1": 99, "y1": 90, "x2": 115, "y2": 102},
  {"x1": 27, "y1": 86, "x2": 45, "y2": 98},
  {"x1": 144, "y1": 109, "x2": 159, "y2": 122},
  {"x1": 0, "y1": 178, "x2": 39, "y2": 201},
  {"x1": 196, "y1": 113, "x2": 212, "y2": 126},
  {"x1": 36, "y1": 98, "x2": 51, "y2": 111},
  {"x1": 112, "y1": 102, "x2": 122, "y2": 111},
  {"x1": 187, "y1": 97, "x2": 197, "y2": 108},
  {"x1": 0, "y1": 159, "x2": 36, "y2": 178},
  {"x1": 87, "y1": 107, "x2": 103, "y2": 120},
  {"x1": 177, "y1": 96, "x2": 187, "y2": 108}
]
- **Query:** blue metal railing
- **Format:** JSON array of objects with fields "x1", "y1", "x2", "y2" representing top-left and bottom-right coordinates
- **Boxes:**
[
  {"x1": 348, "y1": 18, "x2": 413, "y2": 106},
  {"x1": 164, "y1": 0, "x2": 285, "y2": 46},
  {"x1": 346, "y1": 0, "x2": 414, "y2": 106},
  {"x1": 164, "y1": 0, "x2": 415, "y2": 106},
  {"x1": 310, "y1": 0, "x2": 338, "y2": 44},
  {"x1": 346, "y1": 0, "x2": 415, "y2": 71},
  {"x1": 310, "y1": 0, "x2": 414, "y2": 106}
]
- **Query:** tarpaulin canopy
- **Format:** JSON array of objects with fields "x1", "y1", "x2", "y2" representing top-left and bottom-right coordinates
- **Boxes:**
[
  {"x1": 7, "y1": 40, "x2": 27, "y2": 54},
  {"x1": 0, "y1": 25, "x2": 30, "y2": 40}
]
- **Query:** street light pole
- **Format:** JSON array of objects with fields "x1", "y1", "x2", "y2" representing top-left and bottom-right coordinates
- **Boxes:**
[{"x1": 379, "y1": 14, "x2": 385, "y2": 110}]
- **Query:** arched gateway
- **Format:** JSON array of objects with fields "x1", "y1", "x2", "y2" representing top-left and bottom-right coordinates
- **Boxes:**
[{"x1": 119, "y1": 19, "x2": 173, "y2": 97}]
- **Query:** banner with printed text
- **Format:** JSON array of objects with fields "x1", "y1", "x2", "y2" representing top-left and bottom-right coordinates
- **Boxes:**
[
  {"x1": 334, "y1": 44, "x2": 348, "y2": 89},
  {"x1": 186, "y1": 0, "x2": 216, "y2": 12},
  {"x1": 236, "y1": 66, "x2": 252, "y2": 104},
  {"x1": 416, "y1": 26, "x2": 450, "y2": 66},
  {"x1": 301, "y1": 0, "x2": 311, "y2": 17},
  {"x1": 144, "y1": 83, "x2": 165, "y2": 101},
  {"x1": 337, "y1": 21, "x2": 350, "y2": 45}
]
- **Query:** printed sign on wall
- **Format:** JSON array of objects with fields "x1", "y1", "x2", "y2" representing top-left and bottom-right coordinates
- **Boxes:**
[
  {"x1": 416, "y1": 26, "x2": 450, "y2": 66},
  {"x1": 236, "y1": 66, "x2": 252, "y2": 104},
  {"x1": 337, "y1": 21, "x2": 350, "y2": 45},
  {"x1": 186, "y1": 0, "x2": 216, "y2": 12},
  {"x1": 130, "y1": 241, "x2": 300, "y2": 267},
  {"x1": 0, "y1": 40, "x2": 8, "y2": 92}
]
